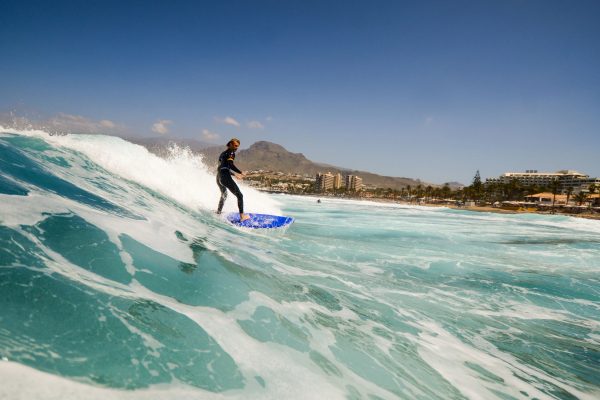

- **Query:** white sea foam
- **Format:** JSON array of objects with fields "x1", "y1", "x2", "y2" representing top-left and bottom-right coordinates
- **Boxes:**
[
  {"x1": 121, "y1": 283, "x2": 352, "y2": 400},
  {"x1": 0, "y1": 361, "x2": 233, "y2": 400},
  {"x1": 417, "y1": 321, "x2": 599, "y2": 400},
  {"x1": 469, "y1": 300, "x2": 572, "y2": 321},
  {"x1": 0, "y1": 127, "x2": 282, "y2": 216},
  {"x1": 2, "y1": 126, "x2": 600, "y2": 400}
]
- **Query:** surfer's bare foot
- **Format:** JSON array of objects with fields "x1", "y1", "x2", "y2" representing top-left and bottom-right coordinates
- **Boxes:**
[{"x1": 240, "y1": 213, "x2": 250, "y2": 222}]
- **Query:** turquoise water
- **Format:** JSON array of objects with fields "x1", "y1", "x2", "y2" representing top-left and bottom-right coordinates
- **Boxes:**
[{"x1": 1, "y1": 129, "x2": 599, "y2": 399}]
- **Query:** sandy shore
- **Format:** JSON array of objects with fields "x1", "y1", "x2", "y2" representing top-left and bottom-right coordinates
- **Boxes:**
[
  {"x1": 355, "y1": 197, "x2": 600, "y2": 221},
  {"x1": 283, "y1": 193, "x2": 600, "y2": 221},
  {"x1": 443, "y1": 204, "x2": 600, "y2": 220}
]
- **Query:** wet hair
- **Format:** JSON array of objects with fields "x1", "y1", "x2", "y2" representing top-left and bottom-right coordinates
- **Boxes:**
[{"x1": 227, "y1": 138, "x2": 240, "y2": 147}]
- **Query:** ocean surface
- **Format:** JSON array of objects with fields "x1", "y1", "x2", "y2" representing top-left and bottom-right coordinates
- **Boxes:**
[{"x1": 1, "y1": 127, "x2": 599, "y2": 400}]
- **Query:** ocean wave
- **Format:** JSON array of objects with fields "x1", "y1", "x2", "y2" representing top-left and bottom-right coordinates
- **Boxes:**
[{"x1": 1, "y1": 126, "x2": 599, "y2": 399}]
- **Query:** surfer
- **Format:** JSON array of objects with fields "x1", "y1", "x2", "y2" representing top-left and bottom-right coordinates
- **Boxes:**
[{"x1": 216, "y1": 138, "x2": 250, "y2": 221}]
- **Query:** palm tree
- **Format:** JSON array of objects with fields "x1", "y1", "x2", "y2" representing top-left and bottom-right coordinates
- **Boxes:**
[
  {"x1": 565, "y1": 187, "x2": 573, "y2": 206},
  {"x1": 574, "y1": 191, "x2": 588, "y2": 206},
  {"x1": 550, "y1": 178, "x2": 560, "y2": 214},
  {"x1": 484, "y1": 182, "x2": 495, "y2": 202},
  {"x1": 587, "y1": 185, "x2": 597, "y2": 209},
  {"x1": 441, "y1": 184, "x2": 451, "y2": 200},
  {"x1": 416, "y1": 184, "x2": 423, "y2": 202},
  {"x1": 506, "y1": 179, "x2": 521, "y2": 201}
]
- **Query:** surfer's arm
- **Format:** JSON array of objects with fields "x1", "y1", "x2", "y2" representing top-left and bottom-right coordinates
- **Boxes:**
[
  {"x1": 232, "y1": 169, "x2": 245, "y2": 179},
  {"x1": 226, "y1": 157, "x2": 242, "y2": 175}
]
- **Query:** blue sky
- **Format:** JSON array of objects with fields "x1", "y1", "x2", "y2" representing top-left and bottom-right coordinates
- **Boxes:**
[{"x1": 1, "y1": 0, "x2": 599, "y2": 184}]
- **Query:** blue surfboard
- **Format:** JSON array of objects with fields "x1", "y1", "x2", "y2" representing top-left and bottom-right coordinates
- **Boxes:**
[{"x1": 226, "y1": 213, "x2": 294, "y2": 229}]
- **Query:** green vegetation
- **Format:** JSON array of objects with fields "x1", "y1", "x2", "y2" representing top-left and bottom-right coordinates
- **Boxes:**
[{"x1": 244, "y1": 171, "x2": 599, "y2": 211}]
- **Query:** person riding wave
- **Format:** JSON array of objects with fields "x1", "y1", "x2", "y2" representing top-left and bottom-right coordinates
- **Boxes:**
[{"x1": 216, "y1": 138, "x2": 250, "y2": 222}]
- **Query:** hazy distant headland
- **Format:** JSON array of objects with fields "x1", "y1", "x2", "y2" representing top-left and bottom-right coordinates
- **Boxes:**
[
  {"x1": 130, "y1": 136, "x2": 454, "y2": 190},
  {"x1": 129, "y1": 136, "x2": 600, "y2": 220}
]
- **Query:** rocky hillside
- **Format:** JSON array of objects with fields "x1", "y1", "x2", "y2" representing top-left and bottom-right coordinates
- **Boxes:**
[
  {"x1": 132, "y1": 137, "x2": 436, "y2": 189},
  {"x1": 200, "y1": 141, "x2": 427, "y2": 189}
]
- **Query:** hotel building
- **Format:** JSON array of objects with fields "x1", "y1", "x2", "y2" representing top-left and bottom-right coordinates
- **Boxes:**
[
  {"x1": 333, "y1": 173, "x2": 343, "y2": 189},
  {"x1": 315, "y1": 172, "x2": 335, "y2": 191},
  {"x1": 486, "y1": 170, "x2": 600, "y2": 193},
  {"x1": 346, "y1": 175, "x2": 363, "y2": 191},
  {"x1": 316, "y1": 172, "x2": 363, "y2": 192}
]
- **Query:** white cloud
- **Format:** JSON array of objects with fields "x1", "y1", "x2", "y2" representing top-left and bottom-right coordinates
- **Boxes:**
[
  {"x1": 152, "y1": 119, "x2": 172, "y2": 135},
  {"x1": 99, "y1": 119, "x2": 116, "y2": 128},
  {"x1": 225, "y1": 117, "x2": 240, "y2": 127},
  {"x1": 202, "y1": 129, "x2": 219, "y2": 141},
  {"x1": 215, "y1": 116, "x2": 241, "y2": 128},
  {"x1": 46, "y1": 113, "x2": 120, "y2": 133},
  {"x1": 424, "y1": 116, "x2": 434, "y2": 126},
  {"x1": 266, "y1": 116, "x2": 273, "y2": 122},
  {"x1": 247, "y1": 120, "x2": 264, "y2": 129}
]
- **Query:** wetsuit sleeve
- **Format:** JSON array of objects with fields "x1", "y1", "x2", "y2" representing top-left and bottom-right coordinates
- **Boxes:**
[{"x1": 226, "y1": 153, "x2": 242, "y2": 174}]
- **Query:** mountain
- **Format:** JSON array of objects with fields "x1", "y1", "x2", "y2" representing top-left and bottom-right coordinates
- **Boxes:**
[
  {"x1": 239, "y1": 141, "x2": 323, "y2": 174},
  {"x1": 200, "y1": 141, "x2": 427, "y2": 189},
  {"x1": 133, "y1": 137, "x2": 430, "y2": 189}
]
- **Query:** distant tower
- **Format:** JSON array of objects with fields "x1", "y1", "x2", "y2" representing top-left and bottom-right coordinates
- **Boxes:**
[
  {"x1": 315, "y1": 172, "x2": 334, "y2": 192},
  {"x1": 333, "y1": 173, "x2": 342, "y2": 189},
  {"x1": 345, "y1": 175, "x2": 363, "y2": 191}
]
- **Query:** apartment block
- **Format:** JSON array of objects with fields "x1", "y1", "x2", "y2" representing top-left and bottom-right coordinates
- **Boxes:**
[
  {"x1": 315, "y1": 172, "x2": 335, "y2": 191},
  {"x1": 486, "y1": 170, "x2": 598, "y2": 192},
  {"x1": 346, "y1": 175, "x2": 363, "y2": 191},
  {"x1": 333, "y1": 173, "x2": 343, "y2": 189},
  {"x1": 316, "y1": 172, "x2": 363, "y2": 192}
]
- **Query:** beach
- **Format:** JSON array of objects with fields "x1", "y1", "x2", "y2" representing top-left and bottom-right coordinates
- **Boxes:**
[
  {"x1": 452, "y1": 204, "x2": 600, "y2": 220},
  {"x1": 319, "y1": 195, "x2": 600, "y2": 221}
]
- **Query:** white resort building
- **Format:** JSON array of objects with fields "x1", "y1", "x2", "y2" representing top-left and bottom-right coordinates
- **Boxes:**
[
  {"x1": 486, "y1": 170, "x2": 600, "y2": 193},
  {"x1": 315, "y1": 172, "x2": 363, "y2": 192}
]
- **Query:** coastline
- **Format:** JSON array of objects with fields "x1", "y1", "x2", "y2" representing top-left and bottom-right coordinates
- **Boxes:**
[
  {"x1": 296, "y1": 193, "x2": 600, "y2": 221},
  {"x1": 419, "y1": 203, "x2": 600, "y2": 221},
  {"x1": 450, "y1": 205, "x2": 600, "y2": 220}
]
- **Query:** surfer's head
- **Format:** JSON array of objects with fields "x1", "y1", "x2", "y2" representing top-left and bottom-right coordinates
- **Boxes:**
[{"x1": 227, "y1": 138, "x2": 240, "y2": 150}]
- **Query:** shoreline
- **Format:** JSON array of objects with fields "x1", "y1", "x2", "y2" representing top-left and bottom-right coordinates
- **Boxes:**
[
  {"x1": 415, "y1": 203, "x2": 600, "y2": 221},
  {"x1": 292, "y1": 193, "x2": 600, "y2": 221},
  {"x1": 449, "y1": 205, "x2": 600, "y2": 220}
]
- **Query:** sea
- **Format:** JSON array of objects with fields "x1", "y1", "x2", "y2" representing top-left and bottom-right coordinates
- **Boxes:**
[{"x1": 1, "y1": 127, "x2": 599, "y2": 400}]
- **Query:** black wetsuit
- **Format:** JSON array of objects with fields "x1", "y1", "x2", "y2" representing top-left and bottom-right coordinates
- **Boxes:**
[{"x1": 216, "y1": 149, "x2": 244, "y2": 214}]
